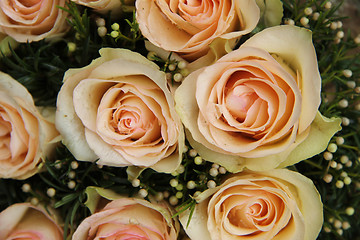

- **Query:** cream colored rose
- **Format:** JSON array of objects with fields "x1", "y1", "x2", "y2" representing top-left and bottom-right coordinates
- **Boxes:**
[
  {"x1": 0, "y1": 203, "x2": 63, "y2": 240},
  {"x1": 72, "y1": 198, "x2": 179, "y2": 240},
  {"x1": 0, "y1": 0, "x2": 69, "y2": 43},
  {"x1": 0, "y1": 72, "x2": 59, "y2": 179},
  {"x1": 136, "y1": 0, "x2": 260, "y2": 62},
  {"x1": 180, "y1": 169, "x2": 323, "y2": 240},
  {"x1": 55, "y1": 48, "x2": 185, "y2": 173},
  {"x1": 175, "y1": 25, "x2": 341, "y2": 172}
]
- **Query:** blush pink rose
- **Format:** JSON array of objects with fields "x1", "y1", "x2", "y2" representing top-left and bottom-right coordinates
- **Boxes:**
[
  {"x1": 0, "y1": 0, "x2": 69, "y2": 42},
  {"x1": 175, "y1": 25, "x2": 341, "y2": 172},
  {"x1": 0, "y1": 203, "x2": 63, "y2": 240},
  {"x1": 72, "y1": 0, "x2": 123, "y2": 15},
  {"x1": 136, "y1": 0, "x2": 260, "y2": 62},
  {"x1": 55, "y1": 48, "x2": 185, "y2": 173},
  {"x1": 180, "y1": 169, "x2": 323, "y2": 240},
  {"x1": 0, "y1": 72, "x2": 59, "y2": 179},
  {"x1": 72, "y1": 198, "x2": 179, "y2": 240}
]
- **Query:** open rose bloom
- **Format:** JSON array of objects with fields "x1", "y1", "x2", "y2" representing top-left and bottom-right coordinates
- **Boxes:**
[
  {"x1": 0, "y1": 0, "x2": 68, "y2": 42},
  {"x1": 0, "y1": 203, "x2": 63, "y2": 240},
  {"x1": 175, "y1": 25, "x2": 341, "y2": 172},
  {"x1": 0, "y1": 72, "x2": 59, "y2": 179},
  {"x1": 136, "y1": 0, "x2": 260, "y2": 62},
  {"x1": 180, "y1": 169, "x2": 323, "y2": 240},
  {"x1": 72, "y1": 198, "x2": 179, "y2": 240},
  {"x1": 56, "y1": 48, "x2": 185, "y2": 173}
]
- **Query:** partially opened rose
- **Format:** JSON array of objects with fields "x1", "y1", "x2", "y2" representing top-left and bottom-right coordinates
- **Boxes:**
[
  {"x1": 56, "y1": 48, "x2": 185, "y2": 173},
  {"x1": 72, "y1": 198, "x2": 179, "y2": 240},
  {"x1": 175, "y1": 25, "x2": 341, "y2": 172},
  {"x1": 180, "y1": 169, "x2": 323, "y2": 240},
  {"x1": 0, "y1": 72, "x2": 59, "y2": 179},
  {"x1": 0, "y1": 0, "x2": 68, "y2": 42},
  {"x1": 72, "y1": 0, "x2": 125, "y2": 15},
  {"x1": 0, "y1": 203, "x2": 63, "y2": 240},
  {"x1": 136, "y1": 0, "x2": 260, "y2": 62}
]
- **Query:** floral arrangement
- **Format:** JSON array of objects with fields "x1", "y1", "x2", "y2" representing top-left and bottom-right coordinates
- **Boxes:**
[{"x1": 0, "y1": 0, "x2": 359, "y2": 239}]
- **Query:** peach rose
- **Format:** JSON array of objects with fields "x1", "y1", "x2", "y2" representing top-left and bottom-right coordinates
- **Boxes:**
[
  {"x1": 175, "y1": 25, "x2": 341, "y2": 172},
  {"x1": 136, "y1": 0, "x2": 260, "y2": 62},
  {"x1": 0, "y1": 0, "x2": 69, "y2": 43},
  {"x1": 0, "y1": 203, "x2": 63, "y2": 240},
  {"x1": 71, "y1": 0, "x2": 124, "y2": 15},
  {"x1": 55, "y1": 48, "x2": 185, "y2": 173},
  {"x1": 180, "y1": 169, "x2": 323, "y2": 240},
  {"x1": 72, "y1": 198, "x2": 179, "y2": 240},
  {"x1": 0, "y1": 72, "x2": 59, "y2": 179}
]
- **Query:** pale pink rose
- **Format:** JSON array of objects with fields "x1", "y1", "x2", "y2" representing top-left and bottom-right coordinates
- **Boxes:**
[
  {"x1": 72, "y1": 0, "x2": 133, "y2": 15},
  {"x1": 72, "y1": 198, "x2": 179, "y2": 240},
  {"x1": 175, "y1": 25, "x2": 341, "y2": 172},
  {"x1": 55, "y1": 48, "x2": 185, "y2": 173},
  {"x1": 0, "y1": 203, "x2": 63, "y2": 240},
  {"x1": 136, "y1": 0, "x2": 260, "y2": 62},
  {"x1": 180, "y1": 169, "x2": 323, "y2": 240},
  {"x1": 0, "y1": 0, "x2": 69, "y2": 42},
  {"x1": 0, "y1": 72, "x2": 59, "y2": 179}
]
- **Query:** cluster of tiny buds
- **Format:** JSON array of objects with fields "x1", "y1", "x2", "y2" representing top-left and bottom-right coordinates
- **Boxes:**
[
  {"x1": 325, "y1": 212, "x2": 353, "y2": 235},
  {"x1": 96, "y1": 17, "x2": 107, "y2": 37}
]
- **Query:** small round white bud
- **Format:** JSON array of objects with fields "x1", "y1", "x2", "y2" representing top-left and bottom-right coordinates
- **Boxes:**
[
  {"x1": 328, "y1": 217, "x2": 334, "y2": 223},
  {"x1": 209, "y1": 168, "x2": 219, "y2": 177},
  {"x1": 178, "y1": 61, "x2": 187, "y2": 69},
  {"x1": 95, "y1": 18, "x2": 105, "y2": 27},
  {"x1": 323, "y1": 174, "x2": 333, "y2": 183},
  {"x1": 343, "y1": 69, "x2": 352, "y2": 78},
  {"x1": 67, "y1": 42, "x2": 76, "y2": 52},
  {"x1": 194, "y1": 156, "x2": 203, "y2": 165},
  {"x1": 284, "y1": 19, "x2": 295, "y2": 25},
  {"x1": 111, "y1": 23, "x2": 120, "y2": 31},
  {"x1": 68, "y1": 171, "x2": 76, "y2": 179},
  {"x1": 97, "y1": 26, "x2": 107, "y2": 37},
  {"x1": 336, "y1": 163, "x2": 343, "y2": 170},
  {"x1": 312, "y1": 12, "x2": 320, "y2": 20},
  {"x1": 323, "y1": 151, "x2": 333, "y2": 161},
  {"x1": 324, "y1": 1, "x2": 332, "y2": 9},
  {"x1": 54, "y1": 160, "x2": 62, "y2": 169},
  {"x1": 176, "y1": 192, "x2": 183, "y2": 199},
  {"x1": 168, "y1": 64, "x2": 176, "y2": 71},
  {"x1": 170, "y1": 178, "x2": 179, "y2": 187},
  {"x1": 173, "y1": 73, "x2": 183, "y2": 82},
  {"x1": 346, "y1": 81, "x2": 356, "y2": 88},
  {"x1": 189, "y1": 149, "x2": 197, "y2": 157},
  {"x1": 355, "y1": 103, "x2": 360, "y2": 111},
  {"x1": 336, "y1": 31, "x2": 344, "y2": 39},
  {"x1": 340, "y1": 155, "x2": 349, "y2": 164},
  {"x1": 138, "y1": 189, "x2": 148, "y2": 198},
  {"x1": 110, "y1": 30, "x2": 119, "y2": 38},
  {"x1": 47, "y1": 188, "x2": 56, "y2": 197},
  {"x1": 334, "y1": 219, "x2": 342, "y2": 229},
  {"x1": 132, "y1": 179, "x2": 140, "y2": 187},
  {"x1": 71, "y1": 161, "x2": 79, "y2": 170},
  {"x1": 300, "y1": 17, "x2": 309, "y2": 26},
  {"x1": 169, "y1": 196, "x2": 179, "y2": 205},
  {"x1": 323, "y1": 226, "x2": 331, "y2": 233},
  {"x1": 342, "y1": 221, "x2": 351, "y2": 230},
  {"x1": 336, "y1": 137, "x2": 345, "y2": 145},
  {"x1": 304, "y1": 7, "x2": 313, "y2": 15},
  {"x1": 193, "y1": 191, "x2": 201, "y2": 198},
  {"x1": 176, "y1": 184, "x2": 184, "y2": 191},
  {"x1": 180, "y1": 68, "x2": 190, "y2": 77},
  {"x1": 177, "y1": 165, "x2": 185, "y2": 174},
  {"x1": 155, "y1": 192, "x2": 164, "y2": 201},
  {"x1": 346, "y1": 207, "x2": 355, "y2": 216},
  {"x1": 219, "y1": 167, "x2": 227, "y2": 174},
  {"x1": 355, "y1": 36, "x2": 360, "y2": 44},
  {"x1": 344, "y1": 176, "x2": 352, "y2": 185},
  {"x1": 327, "y1": 143, "x2": 337, "y2": 153},
  {"x1": 336, "y1": 21, "x2": 343, "y2": 28},
  {"x1": 342, "y1": 117, "x2": 350, "y2": 126},
  {"x1": 212, "y1": 163, "x2": 219, "y2": 169},
  {"x1": 345, "y1": 161, "x2": 353, "y2": 167},
  {"x1": 340, "y1": 171, "x2": 348, "y2": 178},
  {"x1": 330, "y1": 22, "x2": 338, "y2": 30},
  {"x1": 22, "y1": 183, "x2": 31, "y2": 193},
  {"x1": 163, "y1": 191, "x2": 170, "y2": 198},
  {"x1": 187, "y1": 180, "x2": 196, "y2": 189},
  {"x1": 207, "y1": 180, "x2": 216, "y2": 189},
  {"x1": 335, "y1": 180, "x2": 344, "y2": 188},
  {"x1": 338, "y1": 99, "x2": 348, "y2": 108},
  {"x1": 336, "y1": 229, "x2": 343, "y2": 236},
  {"x1": 30, "y1": 197, "x2": 39, "y2": 206},
  {"x1": 68, "y1": 180, "x2": 76, "y2": 189},
  {"x1": 330, "y1": 161, "x2": 337, "y2": 168}
]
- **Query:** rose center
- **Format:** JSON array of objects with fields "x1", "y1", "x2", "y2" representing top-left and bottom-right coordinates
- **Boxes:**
[{"x1": 225, "y1": 85, "x2": 258, "y2": 122}]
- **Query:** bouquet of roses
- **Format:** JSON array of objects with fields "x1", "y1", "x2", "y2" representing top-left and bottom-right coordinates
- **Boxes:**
[{"x1": 0, "y1": 0, "x2": 359, "y2": 239}]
